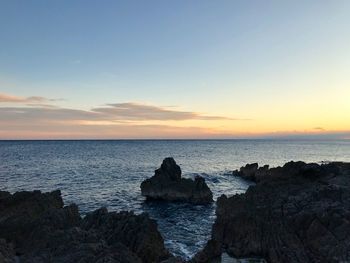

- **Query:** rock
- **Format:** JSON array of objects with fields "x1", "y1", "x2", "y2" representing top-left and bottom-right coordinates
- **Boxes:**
[
  {"x1": 190, "y1": 239, "x2": 221, "y2": 263},
  {"x1": 0, "y1": 190, "x2": 171, "y2": 263},
  {"x1": 0, "y1": 239, "x2": 15, "y2": 263},
  {"x1": 82, "y1": 208, "x2": 171, "y2": 263},
  {"x1": 0, "y1": 189, "x2": 66, "y2": 247},
  {"x1": 196, "y1": 161, "x2": 350, "y2": 263},
  {"x1": 141, "y1": 158, "x2": 213, "y2": 204},
  {"x1": 232, "y1": 163, "x2": 269, "y2": 182},
  {"x1": 238, "y1": 163, "x2": 258, "y2": 180}
]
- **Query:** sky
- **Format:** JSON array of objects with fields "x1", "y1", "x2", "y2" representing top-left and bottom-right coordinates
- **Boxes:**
[{"x1": 0, "y1": 0, "x2": 349, "y2": 139}]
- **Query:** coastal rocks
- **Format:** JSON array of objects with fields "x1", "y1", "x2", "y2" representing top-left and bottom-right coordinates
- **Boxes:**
[
  {"x1": 0, "y1": 189, "x2": 69, "y2": 247},
  {"x1": 140, "y1": 158, "x2": 213, "y2": 204},
  {"x1": 232, "y1": 163, "x2": 269, "y2": 182},
  {"x1": 191, "y1": 239, "x2": 221, "y2": 262},
  {"x1": 81, "y1": 208, "x2": 170, "y2": 262},
  {"x1": 196, "y1": 161, "x2": 350, "y2": 263},
  {"x1": 0, "y1": 239, "x2": 15, "y2": 263},
  {"x1": 0, "y1": 190, "x2": 171, "y2": 263}
]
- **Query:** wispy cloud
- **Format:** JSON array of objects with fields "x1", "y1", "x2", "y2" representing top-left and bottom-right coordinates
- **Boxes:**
[
  {"x1": 0, "y1": 107, "x2": 101, "y2": 123},
  {"x1": 0, "y1": 91, "x2": 246, "y2": 138},
  {"x1": 0, "y1": 92, "x2": 245, "y2": 138},
  {"x1": 4, "y1": 93, "x2": 348, "y2": 140},
  {"x1": 0, "y1": 92, "x2": 239, "y2": 124},
  {"x1": 92, "y1": 102, "x2": 237, "y2": 121},
  {"x1": 0, "y1": 93, "x2": 48, "y2": 103},
  {"x1": 0, "y1": 121, "x2": 222, "y2": 140},
  {"x1": 0, "y1": 103, "x2": 237, "y2": 124}
]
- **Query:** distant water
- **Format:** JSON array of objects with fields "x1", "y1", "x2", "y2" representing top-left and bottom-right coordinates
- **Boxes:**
[{"x1": 1, "y1": 139, "x2": 350, "y2": 259}]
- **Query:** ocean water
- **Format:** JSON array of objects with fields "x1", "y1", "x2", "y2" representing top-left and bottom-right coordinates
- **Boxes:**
[{"x1": 1, "y1": 139, "x2": 350, "y2": 259}]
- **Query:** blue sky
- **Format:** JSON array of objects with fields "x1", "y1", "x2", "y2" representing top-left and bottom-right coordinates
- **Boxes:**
[{"x1": 0, "y1": 0, "x2": 349, "y2": 139}]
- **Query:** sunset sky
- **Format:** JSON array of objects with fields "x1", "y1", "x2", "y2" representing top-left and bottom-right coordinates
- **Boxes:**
[{"x1": 0, "y1": 0, "x2": 349, "y2": 139}]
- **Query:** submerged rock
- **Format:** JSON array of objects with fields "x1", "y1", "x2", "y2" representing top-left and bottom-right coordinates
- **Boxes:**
[
  {"x1": 140, "y1": 158, "x2": 213, "y2": 204},
  {"x1": 195, "y1": 161, "x2": 350, "y2": 262},
  {"x1": 0, "y1": 190, "x2": 171, "y2": 263}
]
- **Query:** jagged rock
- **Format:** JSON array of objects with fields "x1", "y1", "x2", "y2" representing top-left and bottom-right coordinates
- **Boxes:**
[
  {"x1": 232, "y1": 163, "x2": 269, "y2": 182},
  {"x1": 0, "y1": 190, "x2": 171, "y2": 263},
  {"x1": 196, "y1": 161, "x2": 350, "y2": 263},
  {"x1": 140, "y1": 158, "x2": 213, "y2": 204},
  {"x1": 0, "y1": 239, "x2": 15, "y2": 263},
  {"x1": 190, "y1": 239, "x2": 221, "y2": 263},
  {"x1": 81, "y1": 208, "x2": 170, "y2": 263},
  {"x1": 0, "y1": 189, "x2": 67, "y2": 247}
]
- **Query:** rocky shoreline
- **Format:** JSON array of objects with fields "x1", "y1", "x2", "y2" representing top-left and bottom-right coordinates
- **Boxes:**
[
  {"x1": 1, "y1": 160, "x2": 350, "y2": 262},
  {"x1": 0, "y1": 190, "x2": 174, "y2": 263},
  {"x1": 194, "y1": 161, "x2": 350, "y2": 263}
]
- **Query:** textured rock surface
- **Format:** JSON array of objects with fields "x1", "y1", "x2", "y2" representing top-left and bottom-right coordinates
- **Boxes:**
[
  {"x1": 196, "y1": 161, "x2": 350, "y2": 263},
  {"x1": 0, "y1": 190, "x2": 171, "y2": 263},
  {"x1": 81, "y1": 208, "x2": 170, "y2": 262},
  {"x1": 0, "y1": 239, "x2": 15, "y2": 263},
  {"x1": 141, "y1": 158, "x2": 213, "y2": 204},
  {"x1": 232, "y1": 163, "x2": 269, "y2": 182}
]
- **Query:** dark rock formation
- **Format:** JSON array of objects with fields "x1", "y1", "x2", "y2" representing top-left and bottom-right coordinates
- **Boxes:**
[
  {"x1": 81, "y1": 208, "x2": 170, "y2": 262},
  {"x1": 0, "y1": 190, "x2": 171, "y2": 263},
  {"x1": 0, "y1": 239, "x2": 15, "y2": 263},
  {"x1": 232, "y1": 163, "x2": 269, "y2": 182},
  {"x1": 191, "y1": 239, "x2": 221, "y2": 263},
  {"x1": 141, "y1": 158, "x2": 213, "y2": 204},
  {"x1": 195, "y1": 161, "x2": 350, "y2": 263}
]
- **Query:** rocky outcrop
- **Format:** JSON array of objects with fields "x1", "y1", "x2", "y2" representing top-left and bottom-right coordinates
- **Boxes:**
[
  {"x1": 141, "y1": 158, "x2": 213, "y2": 204},
  {"x1": 196, "y1": 161, "x2": 350, "y2": 263},
  {"x1": 0, "y1": 190, "x2": 171, "y2": 263},
  {"x1": 232, "y1": 163, "x2": 269, "y2": 182}
]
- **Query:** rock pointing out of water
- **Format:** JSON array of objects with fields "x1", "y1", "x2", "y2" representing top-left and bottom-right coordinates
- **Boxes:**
[{"x1": 141, "y1": 158, "x2": 213, "y2": 204}]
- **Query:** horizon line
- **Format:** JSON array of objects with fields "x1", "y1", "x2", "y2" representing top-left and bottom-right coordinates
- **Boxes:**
[{"x1": 0, "y1": 138, "x2": 349, "y2": 141}]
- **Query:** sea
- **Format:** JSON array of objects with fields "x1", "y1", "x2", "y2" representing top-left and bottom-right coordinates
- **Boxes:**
[{"x1": 1, "y1": 139, "x2": 350, "y2": 260}]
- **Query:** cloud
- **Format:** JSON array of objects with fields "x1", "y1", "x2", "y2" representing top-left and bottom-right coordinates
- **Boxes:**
[
  {"x1": 0, "y1": 107, "x2": 100, "y2": 123},
  {"x1": 0, "y1": 92, "x2": 250, "y2": 139},
  {"x1": 0, "y1": 119, "x2": 220, "y2": 139},
  {"x1": 0, "y1": 106, "x2": 229, "y2": 139},
  {"x1": 0, "y1": 98, "x2": 245, "y2": 139},
  {"x1": 0, "y1": 92, "x2": 65, "y2": 104},
  {"x1": 92, "y1": 102, "x2": 237, "y2": 121},
  {"x1": 0, "y1": 93, "x2": 235, "y2": 121},
  {"x1": 0, "y1": 104, "x2": 349, "y2": 139},
  {"x1": 0, "y1": 103, "x2": 237, "y2": 126},
  {"x1": 0, "y1": 93, "x2": 48, "y2": 103},
  {"x1": 1, "y1": 93, "x2": 349, "y2": 140}
]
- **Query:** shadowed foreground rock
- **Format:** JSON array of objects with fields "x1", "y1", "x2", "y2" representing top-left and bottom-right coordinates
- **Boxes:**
[
  {"x1": 194, "y1": 161, "x2": 350, "y2": 263},
  {"x1": 141, "y1": 158, "x2": 213, "y2": 204},
  {"x1": 0, "y1": 190, "x2": 171, "y2": 263}
]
